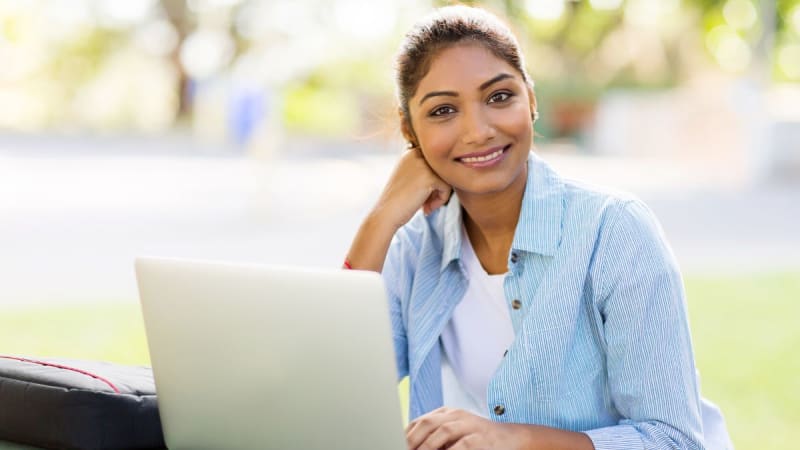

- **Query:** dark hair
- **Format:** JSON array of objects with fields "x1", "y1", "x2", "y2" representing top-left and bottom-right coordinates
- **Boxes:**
[{"x1": 395, "y1": 5, "x2": 534, "y2": 130}]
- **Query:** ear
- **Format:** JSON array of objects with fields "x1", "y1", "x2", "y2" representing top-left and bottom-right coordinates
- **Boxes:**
[{"x1": 399, "y1": 109, "x2": 418, "y2": 148}]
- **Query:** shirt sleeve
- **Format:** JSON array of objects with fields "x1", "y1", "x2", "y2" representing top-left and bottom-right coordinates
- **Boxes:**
[
  {"x1": 583, "y1": 200, "x2": 705, "y2": 450},
  {"x1": 381, "y1": 214, "x2": 427, "y2": 381}
]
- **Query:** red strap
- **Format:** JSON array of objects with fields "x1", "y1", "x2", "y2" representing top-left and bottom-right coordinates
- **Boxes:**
[
  {"x1": 343, "y1": 259, "x2": 353, "y2": 270},
  {"x1": 0, "y1": 355, "x2": 121, "y2": 394}
]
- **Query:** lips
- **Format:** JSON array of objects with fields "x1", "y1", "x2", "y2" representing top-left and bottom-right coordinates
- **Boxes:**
[{"x1": 456, "y1": 144, "x2": 511, "y2": 165}]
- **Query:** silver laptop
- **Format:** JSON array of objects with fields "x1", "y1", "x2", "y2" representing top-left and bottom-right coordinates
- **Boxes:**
[{"x1": 135, "y1": 257, "x2": 407, "y2": 450}]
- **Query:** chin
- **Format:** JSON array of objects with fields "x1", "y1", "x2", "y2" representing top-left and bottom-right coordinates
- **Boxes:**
[
  {"x1": 453, "y1": 177, "x2": 517, "y2": 197},
  {"x1": 452, "y1": 162, "x2": 527, "y2": 197}
]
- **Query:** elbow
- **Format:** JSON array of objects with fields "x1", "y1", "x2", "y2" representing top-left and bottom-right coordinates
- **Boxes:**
[{"x1": 629, "y1": 419, "x2": 705, "y2": 450}]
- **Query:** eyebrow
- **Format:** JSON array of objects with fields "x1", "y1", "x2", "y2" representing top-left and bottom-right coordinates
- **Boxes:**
[{"x1": 418, "y1": 73, "x2": 516, "y2": 106}]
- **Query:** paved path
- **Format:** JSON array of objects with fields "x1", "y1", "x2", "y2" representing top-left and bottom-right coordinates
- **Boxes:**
[{"x1": 1, "y1": 149, "x2": 797, "y2": 306}]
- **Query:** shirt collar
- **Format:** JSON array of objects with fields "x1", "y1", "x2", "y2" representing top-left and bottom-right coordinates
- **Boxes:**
[
  {"x1": 440, "y1": 191, "x2": 464, "y2": 272},
  {"x1": 512, "y1": 152, "x2": 565, "y2": 256},
  {"x1": 439, "y1": 152, "x2": 564, "y2": 272}
]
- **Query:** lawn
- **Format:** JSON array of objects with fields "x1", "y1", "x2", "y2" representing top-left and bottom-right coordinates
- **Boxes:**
[{"x1": 1, "y1": 272, "x2": 797, "y2": 450}]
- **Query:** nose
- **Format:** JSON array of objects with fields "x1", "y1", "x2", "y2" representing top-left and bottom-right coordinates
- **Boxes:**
[{"x1": 460, "y1": 105, "x2": 496, "y2": 146}]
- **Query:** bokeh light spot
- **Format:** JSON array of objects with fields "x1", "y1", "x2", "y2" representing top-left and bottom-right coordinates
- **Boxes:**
[
  {"x1": 524, "y1": 0, "x2": 565, "y2": 21},
  {"x1": 778, "y1": 44, "x2": 800, "y2": 79},
  {"x1": 179, "y1": 29, "x2": 235, "y2": 79},
  {"x1": 589, "y1": 0, "x2": 623, "y2": 11},
  {"x1": 723, "y1": 0, "x2": 758, "y2": 30},
  {"x1": 706, "y1": 25, "x2": 751, "y2": 72}
]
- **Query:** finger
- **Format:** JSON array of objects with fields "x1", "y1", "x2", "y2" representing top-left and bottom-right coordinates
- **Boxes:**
[
  {"x1": 406, "y1": 408, "x2": 455, "y2": 450},
  {"x1": 423, "y1": 184, "x2": 452, "y2": 215},
  {"x1": 424, "y1": 189, "x2": 450, "y2": 214},
  {"x1": 405, "y1": 409, "x2": 445, "y2": 440},
  {"x1": 417, "y1": 420, "x2": 471, "y2": 450},
  {"x1": 405, "y1": 420, "x2": 438, "y2": 450}
]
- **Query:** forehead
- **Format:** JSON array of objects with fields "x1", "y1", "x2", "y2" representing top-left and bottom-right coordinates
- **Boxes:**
[{"x1": 413, "y1": 43, "x2": 521, "y2": 99}]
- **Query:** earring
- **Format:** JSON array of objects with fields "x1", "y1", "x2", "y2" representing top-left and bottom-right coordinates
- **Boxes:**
[
  {"x1": 531, "y1": 110, "x2": 539, "y2": 123},
  {"x1": 407, "y1": 141, "x2": 418, "y2": 149}
]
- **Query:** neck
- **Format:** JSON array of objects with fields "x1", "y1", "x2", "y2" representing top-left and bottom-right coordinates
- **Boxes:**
[{"x1": 458, "y1": 163, "x2": 527, "y2": 273}]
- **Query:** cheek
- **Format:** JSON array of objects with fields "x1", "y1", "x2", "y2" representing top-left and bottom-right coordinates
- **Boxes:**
[
  {"x1": 417, "y1": 123, "x2": 458, "y2": 159},
  {"x1": 496, "y1": 104, "x2": 533, "y2": 138}
]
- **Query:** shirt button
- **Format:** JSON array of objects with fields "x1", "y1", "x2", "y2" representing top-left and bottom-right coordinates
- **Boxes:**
[
  {"x1": 511, "y1": 299, "x2": 522, "y2": 310},
  {"x1": 493, "y1": 404, "x2": 506, "y2": 416},
  {"x1": 510, "y1": 252, "x2": 519, "y2": 263}
]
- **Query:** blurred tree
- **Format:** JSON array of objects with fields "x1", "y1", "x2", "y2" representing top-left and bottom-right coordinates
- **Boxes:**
[
  {"x1": 431, "y1": 0, "x2": 798, "y2": 138},
  {"x1": 3, "y1": 0, "x2": 797, "y2": 135},
  {"x1": 161, "y1": 0, "x2": 192, "y2": 118},
  {"x1": 435, "y1": 0, "x2": 797, "y2": 84}
]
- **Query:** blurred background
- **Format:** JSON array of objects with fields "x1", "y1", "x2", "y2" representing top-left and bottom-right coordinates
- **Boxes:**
[{"x1": 0, "y1": 0, "x2": 798, "y2": 449}]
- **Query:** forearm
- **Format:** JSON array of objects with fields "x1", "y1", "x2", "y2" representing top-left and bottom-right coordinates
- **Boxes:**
[
  {"x1": 511, "y1": 423, "x2": 594, "y2": 450},
  {"x1": 345, "y1": 211, "x2": 399, "y2": 272}
]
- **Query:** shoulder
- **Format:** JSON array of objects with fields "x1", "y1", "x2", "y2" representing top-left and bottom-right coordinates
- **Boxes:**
[
  {"x1": 555, "y1": 172, "x2": 669, "y2": 258},
  {"x1": 561, "y1": 175, "x2": 640, "y2": 220},
  {"x1": 527, "y1": 153, "x2": 641, "y2": 228},
  {"x1": 551, "y1": 162, "x2": 662, "y2": 242},
  {"x1": 532, "y1": 158, "x2": 676, "y2": 283}
]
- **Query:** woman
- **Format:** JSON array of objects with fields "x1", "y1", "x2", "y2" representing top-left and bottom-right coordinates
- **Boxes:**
[{"x1": 346, "y1": 5, "x2": 729, "y2": 450}]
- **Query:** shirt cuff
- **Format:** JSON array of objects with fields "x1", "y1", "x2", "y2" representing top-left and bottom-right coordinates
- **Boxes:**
[{"x1": 583, "y1": 424, "x2": 643, "y2": 450}]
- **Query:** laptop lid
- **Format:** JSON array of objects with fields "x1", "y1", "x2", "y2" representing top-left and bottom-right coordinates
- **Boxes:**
[{"x1": 135, "y1": 257, "x2": 406, "y2": 450}]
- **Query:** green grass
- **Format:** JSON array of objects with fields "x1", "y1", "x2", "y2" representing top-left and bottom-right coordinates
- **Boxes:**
[
  {"x1": 0, "y1": 301, "x2": 151, "y2": 366},
  {"x1": 685, "y1": 272, "x2": 800, "y2": 450},
  {"x1": 1, "y1": 272, "x2": 797, "y2": 450}
]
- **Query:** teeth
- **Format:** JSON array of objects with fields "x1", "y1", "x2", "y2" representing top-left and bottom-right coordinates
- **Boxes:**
[{"x1": 461, "y1": 148, "x2": 504, "y2": 163}]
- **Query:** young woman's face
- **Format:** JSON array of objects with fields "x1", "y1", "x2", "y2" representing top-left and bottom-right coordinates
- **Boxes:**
[{"x1": 406, "y1": 42, "x2": 535, "y2": 198}]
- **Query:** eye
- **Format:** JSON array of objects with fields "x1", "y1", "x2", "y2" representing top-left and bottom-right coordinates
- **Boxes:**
[
  {"x1": 430, "y1": 105, "x2": 456, "y2": 117},
  {"x1": 488, "y1": 91, "x2": 513, "y2": 103}
]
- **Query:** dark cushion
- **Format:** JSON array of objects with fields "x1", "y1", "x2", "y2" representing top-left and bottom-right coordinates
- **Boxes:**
[{"x1": 0, "y1": 356, "x2": 165, "y2": 450}]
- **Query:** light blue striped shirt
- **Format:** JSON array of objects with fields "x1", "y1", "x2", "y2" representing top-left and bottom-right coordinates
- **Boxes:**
[{"x1": 382, "y1": 153, "x2": 706, "y2": 449}]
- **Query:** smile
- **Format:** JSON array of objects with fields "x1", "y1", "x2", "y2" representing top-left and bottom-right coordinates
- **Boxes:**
[{"x1": 456, "y1": 144, "x2": 511, "y2": 167}]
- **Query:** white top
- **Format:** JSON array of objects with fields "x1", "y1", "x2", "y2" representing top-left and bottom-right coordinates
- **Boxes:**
[{"x1": 440, "y1": 225, "x2": 515, "y2": 418}]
